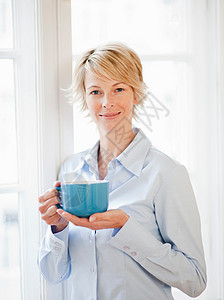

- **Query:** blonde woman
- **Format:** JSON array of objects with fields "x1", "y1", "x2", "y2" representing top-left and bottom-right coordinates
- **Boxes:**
[{"x1": 38, "y1": 43, "x2": 206, "y2": 299}]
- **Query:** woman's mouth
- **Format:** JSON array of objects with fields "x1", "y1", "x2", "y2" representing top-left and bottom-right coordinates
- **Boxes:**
[{"x1": 99, "y1": 112, "x2": 121, "y2": 119}]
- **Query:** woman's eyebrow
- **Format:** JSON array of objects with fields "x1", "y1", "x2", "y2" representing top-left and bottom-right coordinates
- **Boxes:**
[
  {"x1": 86, "y1": 85, "x2": 101, "y2": 90},
  {"x1": 112, "y1": 82, "x2": 125, "y2": 86},
  {"x1": 86, "y1": 82, "x2": 125, "y2": 90}
]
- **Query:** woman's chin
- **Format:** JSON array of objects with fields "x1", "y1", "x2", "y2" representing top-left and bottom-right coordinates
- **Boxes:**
[
  {"x1": 98, "y1": 118, "x2": 134, "y2": 135},
  {"x1": 98, "y1": 122, "x2": 117, "y2": 132}
]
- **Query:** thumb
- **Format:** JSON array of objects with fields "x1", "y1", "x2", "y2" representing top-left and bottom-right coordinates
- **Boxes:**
[
  {"x1": 89, "y1": 214, "x2": 97, "y2": 223},
  {"x1": 89, "y1": 211, "x2": 108, "y2": 223}
]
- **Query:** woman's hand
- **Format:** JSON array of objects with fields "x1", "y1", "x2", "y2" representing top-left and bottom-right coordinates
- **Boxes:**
[
  {"x1": 38, "y1": 181, "x2": 68, "y2": 233},
  {"x1": 57, "y1": 209, "x2": 129, "y2": 231}
]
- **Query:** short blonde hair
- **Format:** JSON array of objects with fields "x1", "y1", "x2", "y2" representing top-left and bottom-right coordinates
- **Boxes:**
[{"x1": 68, "y1": 43, "x2": 149, "y2": 119}]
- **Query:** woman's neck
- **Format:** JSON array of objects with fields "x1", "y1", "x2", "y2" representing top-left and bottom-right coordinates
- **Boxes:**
[{"x1": 97, "y1": 127, "x2": 136, "y2": 179}]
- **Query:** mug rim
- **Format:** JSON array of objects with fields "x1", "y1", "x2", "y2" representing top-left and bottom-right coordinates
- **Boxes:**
[{"x1": 61, "y1": 180, "x2": 108, "y2": 185}]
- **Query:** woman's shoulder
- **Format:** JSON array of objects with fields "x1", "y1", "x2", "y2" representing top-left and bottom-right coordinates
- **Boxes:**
[{"x1": 146, "y1": 144, "x2": 185, "y2": 177}]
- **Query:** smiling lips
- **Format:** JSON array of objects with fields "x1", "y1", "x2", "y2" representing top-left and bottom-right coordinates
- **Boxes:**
[{"x1": 99, "y1": 112, "x2": 121, "y2": 118}]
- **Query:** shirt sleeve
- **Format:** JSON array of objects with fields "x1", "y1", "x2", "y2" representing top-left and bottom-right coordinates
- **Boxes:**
[
  {"x1": 108, "y1": 164, "x2": 207, "y2": 297},
  {"x1": 37, "y1": 225, "x2": 71, "y2": 284}
]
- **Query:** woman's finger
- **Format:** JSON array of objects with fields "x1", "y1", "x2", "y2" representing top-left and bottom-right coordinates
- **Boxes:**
[
  {"x1": 39, "y1": 188, "x2": 59, "y2": 203},
  {"x1": 39, "y1": 196, "x2": 59, "y2": 214},
  {"x1": 57, "y1": 209, "x2": 129, "y2": 230},
  {"x1": 57, "y1": 210, "x2": 89, "y2": 225},
  {"x1": 41, "y1": 205, "x2": 57, "y2": 220}
]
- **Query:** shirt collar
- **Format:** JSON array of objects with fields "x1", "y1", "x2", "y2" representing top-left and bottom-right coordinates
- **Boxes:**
[{"x1": 83, "y1": 128, "x2": 151, "y2": 177}]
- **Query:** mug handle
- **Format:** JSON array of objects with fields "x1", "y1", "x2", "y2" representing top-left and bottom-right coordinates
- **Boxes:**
[{"x1": 55, "y1": 186, "x2": 63, "y2": 209}]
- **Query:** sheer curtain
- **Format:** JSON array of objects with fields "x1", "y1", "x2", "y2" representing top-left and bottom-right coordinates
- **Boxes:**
[{"x1": 71, "y1": 0, "x2": 222, "y2": 299}]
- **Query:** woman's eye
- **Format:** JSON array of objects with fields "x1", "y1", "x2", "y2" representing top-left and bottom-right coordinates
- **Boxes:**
[
  {"x1": 91, "y1": 90, "x2": 100, "y2": 95},
  {"x1": 116, "y1": 88, "x2": 124, "y2": 92}
]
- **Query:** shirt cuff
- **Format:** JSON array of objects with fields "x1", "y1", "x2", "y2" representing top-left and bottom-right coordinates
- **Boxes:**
[
  {"x1": 53, "y1": 224, "x2": 69, "y2": 241},
  {"x1": 108, "y1": 216, "x2": 163, "y2": 263},
  {"x1": 45, "y1": 225, "x2": 69, "y2": 256}
]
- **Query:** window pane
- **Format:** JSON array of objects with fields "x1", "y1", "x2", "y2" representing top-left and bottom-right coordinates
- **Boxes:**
[
  {"x1": 0, "y1": 193, "x2": 21, "y2": 300},
  {"x1": 0, "y1": 59, "x2": 18, "y2": 184},
  {"x1": 0, "y1": 0, "x2": 13, "y2": 48},
  {"x1": 72, "y1": 0, "x2": 189, "y2": 55},
  {"x1": 137, "y1": 60, "x2": 191, "y2": 165}
]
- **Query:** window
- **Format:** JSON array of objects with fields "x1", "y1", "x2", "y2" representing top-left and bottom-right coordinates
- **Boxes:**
[
  {"x1": 0, "y1": 0, "x2": 41, "y2": 299},
  {"x1": 0, "y1": 1, "x2": 20, "y2": 299},
  {"x1": 71, "y1": 0, "x2": 192, "y2": 163},
  {"x1": 0, "y1": 1, "x2": 73, "y2": 299}
]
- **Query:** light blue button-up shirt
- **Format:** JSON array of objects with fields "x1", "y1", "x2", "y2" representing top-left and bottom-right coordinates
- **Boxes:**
[{"x1": 38, "y1": 128, "x2": 206, "y2": 300}]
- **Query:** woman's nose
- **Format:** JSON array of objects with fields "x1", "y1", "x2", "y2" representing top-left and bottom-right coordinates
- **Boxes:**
[{"x1": 102, "y1": 94, "x2": 114, "y2": 108}]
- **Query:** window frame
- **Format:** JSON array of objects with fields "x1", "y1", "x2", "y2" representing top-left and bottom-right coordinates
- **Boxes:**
[
  {"x1": 216, "y1": 0, "x2": 224, "y2": 298},
  {"x1": 0, "y1": 0, "x2": 41, "y2": 299},
  {"x1": 35, "y1": 0, "x2": 73, "y2": 299}
]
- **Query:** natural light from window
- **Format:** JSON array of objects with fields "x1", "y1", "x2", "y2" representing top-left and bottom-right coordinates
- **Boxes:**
[{"x1": 0, "y1": 1, "x2": 21, "y2": 299}]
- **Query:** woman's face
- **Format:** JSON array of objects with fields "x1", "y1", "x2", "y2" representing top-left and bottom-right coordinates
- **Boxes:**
[{"x1": 84, "y1": 70, "x2": 138, "y2": 132}]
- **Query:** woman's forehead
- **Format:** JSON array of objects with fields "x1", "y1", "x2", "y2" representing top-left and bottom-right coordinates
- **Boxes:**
[{"x1": 84, "y1": 70, "x2": 125, "y2": 89}]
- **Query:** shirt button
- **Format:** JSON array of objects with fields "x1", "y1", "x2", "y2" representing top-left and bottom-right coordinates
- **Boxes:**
[
  {"x1": 123, "y1": 246, "x2": 130, "y2": 251},
  {"x1": 55, "y1": 242, "x2": 61, "y2": 246},
  {"x1": 90, "y1": 266, "x2": 95, "y2": 272},
  {"x1": 131, "y1": 252, "x2": 137, "y2": 256}
]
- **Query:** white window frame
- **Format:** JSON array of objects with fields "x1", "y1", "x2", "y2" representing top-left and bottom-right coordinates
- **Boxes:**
[
  {"x1": 35, "y1": 0, "x2": 73, "y2": 299},
  {"x1": 0, "y1": 0, "x2": 41, "y2": 299},
  {"x1": 217, "y1": 0, "x2": 224, "y2": 298}
]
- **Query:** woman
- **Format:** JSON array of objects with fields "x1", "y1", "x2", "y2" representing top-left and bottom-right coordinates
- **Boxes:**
[{"x1": 38, "y1": 43, "x2": 207, "y2": 299}]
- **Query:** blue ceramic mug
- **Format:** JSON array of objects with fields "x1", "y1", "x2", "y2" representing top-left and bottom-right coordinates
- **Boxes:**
[{"x1": 56, "y1": 180, "x2": 109, "y2": 218}]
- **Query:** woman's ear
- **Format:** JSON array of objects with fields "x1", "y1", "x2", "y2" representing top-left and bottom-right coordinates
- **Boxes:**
[{"x1": 133, "y1": 97, "x2": 139, "y2": 105}]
